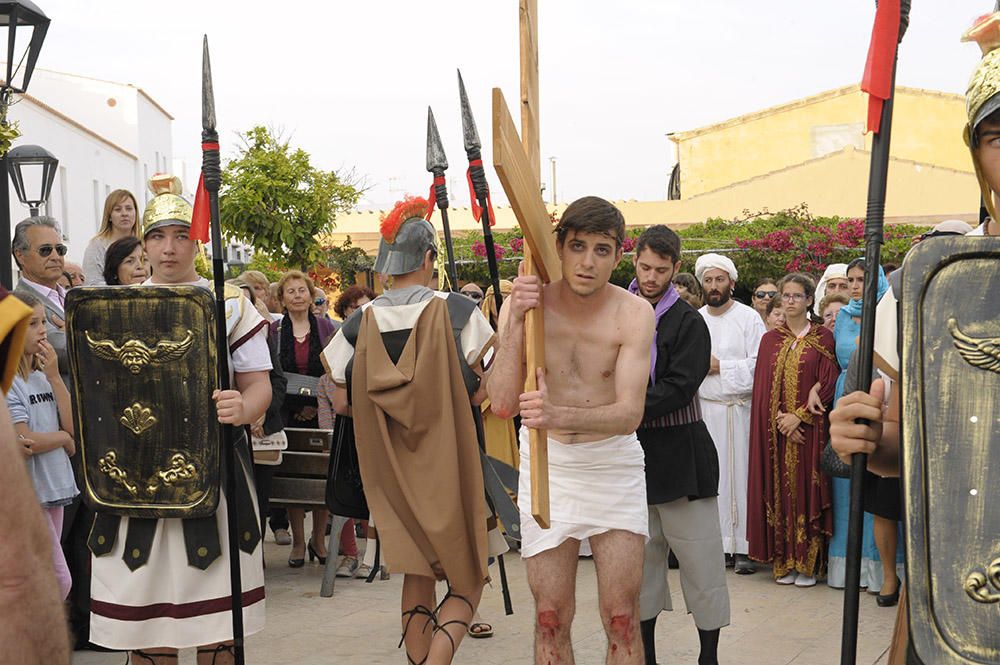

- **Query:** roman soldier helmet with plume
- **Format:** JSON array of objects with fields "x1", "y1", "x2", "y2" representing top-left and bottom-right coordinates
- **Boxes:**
[{"x1": 374, "y1": 196, "x2": 439, "y2": 276}]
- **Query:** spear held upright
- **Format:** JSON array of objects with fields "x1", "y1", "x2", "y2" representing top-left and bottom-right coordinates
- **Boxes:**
[
  {"x1": 458, "y1": 70, "x2": 503, "y2": 314},
  {"x1": 425, "y1": 107, "x2": 460, "y2": 292},
  {"x1": 841, "y1": 2, "x2": 910, "y2": 664},
  {"x1": 195, "y1": 35, "x2": 247, "y2": 665}
]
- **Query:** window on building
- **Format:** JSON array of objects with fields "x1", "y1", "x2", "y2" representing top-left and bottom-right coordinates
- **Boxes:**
[{"x1": 811, "y1": 123, "x2": 865, "y2": 159}]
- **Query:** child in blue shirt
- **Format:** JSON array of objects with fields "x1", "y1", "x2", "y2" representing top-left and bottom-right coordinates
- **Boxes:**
[{"x1": 7, "y1": 293, "x2": 78, "y2": 599}]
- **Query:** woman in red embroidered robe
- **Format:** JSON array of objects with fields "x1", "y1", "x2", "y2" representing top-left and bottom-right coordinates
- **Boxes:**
[{"x1": 747, "y1": 273, "x2": 839, "y2": 587}]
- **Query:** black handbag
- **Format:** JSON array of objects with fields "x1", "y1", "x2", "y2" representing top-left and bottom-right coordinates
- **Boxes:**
[
  {"x1": 325, "y1": 415, "x2": 369, "y2": 520},
  {"x1": 285, "y1": 372, "x2": 320, "y2": 398},
  {"x1": 820, "y1": 440, "x2": 851, "y2": 478}
]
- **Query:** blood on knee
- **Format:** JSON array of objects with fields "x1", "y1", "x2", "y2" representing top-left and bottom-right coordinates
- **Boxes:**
[
  {"x1": 537, "y1": 609, "x2": 561, "y2": 636},
  {"x1": 608, "y1": 614, "x2": 634, "y2": 643}
]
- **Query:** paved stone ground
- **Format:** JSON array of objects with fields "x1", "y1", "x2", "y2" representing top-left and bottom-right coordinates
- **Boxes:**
[{"x1": 73, "y1": 534, "x2": 897, "y2": 665}]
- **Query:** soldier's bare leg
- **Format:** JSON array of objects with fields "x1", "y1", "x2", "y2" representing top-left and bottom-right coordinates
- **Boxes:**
[
  {"x1": 426, "y1": 581, "x2": 484, "y2": 665},
  {"x1": 525, "y1": 537, "x2": 580, "y2": 665},
  {"x1": 401, "y1": 574, "x2": 436, "y2": 664},
  {"x1": 589, "y1": 529, "x2": 645, "y2": 665}
]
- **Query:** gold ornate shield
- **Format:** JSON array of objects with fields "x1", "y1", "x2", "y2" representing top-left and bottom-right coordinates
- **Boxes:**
[
  {"x1": 66, "y1": 286, "x2": 222, "y2": 519},
  {"x1": 902, "y1": 237, "x2": 1000, "y2": 664}
]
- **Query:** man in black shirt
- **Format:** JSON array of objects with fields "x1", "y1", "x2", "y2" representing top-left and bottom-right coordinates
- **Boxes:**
[{"x1": 630, "y1": 226, "x2": 730, "y2": 665}]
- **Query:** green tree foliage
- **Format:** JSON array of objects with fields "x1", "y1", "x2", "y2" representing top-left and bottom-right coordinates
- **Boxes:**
[
  {"x1": 220, "y1": 126, "x2": 361, "y2": 270},
  {"x1": 448, "y1": 205, "x2": 929, "y2": 290},
  {"x1": 235, "y1": 251, "x2": 290, "y2": 283},
  {"x1": 320, "y1": 236, "x2": 374, "y2": 286}
]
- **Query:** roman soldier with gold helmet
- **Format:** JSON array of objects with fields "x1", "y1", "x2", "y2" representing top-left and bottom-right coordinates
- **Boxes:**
[
  {"x1": 67, "y1": 173, "x2": 273, "y2": 662},
  {"x1": 830, "y1": 9, "x2": 1000, "y2": 664}
]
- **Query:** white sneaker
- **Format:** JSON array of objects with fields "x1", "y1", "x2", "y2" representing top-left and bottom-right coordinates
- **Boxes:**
[
  {"x1": 273, "y1": 528, "x2": 291, "y2": 546},
  {"x1": 776, "y1": 572, "x2": 798, "y2": 585},
  {"x1": 335, "y1": 556, "x2": 359, "y2": 578},
  {"x1": 355, "y1": 562, "x2": 372, "y2": 579},
  {"x1": 794, "y1": 575, "x2": 817, "y2": 587}
]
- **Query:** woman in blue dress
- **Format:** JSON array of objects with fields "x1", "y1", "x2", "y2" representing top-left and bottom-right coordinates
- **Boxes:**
[{"x1": 826, "y1": 258, "x2": 890, "y2": 590}]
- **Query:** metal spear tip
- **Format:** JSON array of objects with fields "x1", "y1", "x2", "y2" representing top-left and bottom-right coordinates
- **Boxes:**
[
  {"x1": 457, "y1": 69, "x2": 481, "y2": 152},
  {"x1": 426, "y1": 106, "x2": 448, "y2": 173},
  {"x1": 202, "y1": 35, "x2": 216, "y2": 133}
]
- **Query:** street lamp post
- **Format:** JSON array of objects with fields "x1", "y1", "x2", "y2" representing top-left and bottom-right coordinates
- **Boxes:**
[
  {"x1": 0, "y1": 0, "x2": 50, "y2": 289},
  {"x1": 7, "y1": 143, "x2": 56, "y2": 214}
]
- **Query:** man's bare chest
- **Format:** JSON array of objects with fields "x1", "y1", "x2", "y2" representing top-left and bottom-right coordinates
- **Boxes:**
[{"x1": 544, "y1": 314, "x2": 621, "y2": 386}]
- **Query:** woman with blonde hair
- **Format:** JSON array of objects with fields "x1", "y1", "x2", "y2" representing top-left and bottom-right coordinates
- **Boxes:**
[{"x1": 82, "y1": 189, "x2": 140, "y2": 285}]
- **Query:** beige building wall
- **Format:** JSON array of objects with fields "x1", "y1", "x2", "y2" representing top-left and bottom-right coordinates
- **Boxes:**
[
  {"x1": 670, "y1": 86, "x2": 971, "y2": 198},
  {"x1": 326, "y1": 148, "x2": 978, "y2": 253},
  {"x1": 325, "y1": 85, "x2": 978, "y2": 255}
]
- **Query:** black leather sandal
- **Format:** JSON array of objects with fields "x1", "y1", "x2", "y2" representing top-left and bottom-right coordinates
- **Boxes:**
[
  {"x1": 197, "y1": 643, "x2": 235, "y2": 665},
  {"x1": 432, "y1": 591, "x2": 475, "y2": 658},
  {"x1": 399, "y1": 604, "x2": 437, "y2": 665},
  {"x1": 131, "y1": 650, "x2": 178, "y2": 664}
]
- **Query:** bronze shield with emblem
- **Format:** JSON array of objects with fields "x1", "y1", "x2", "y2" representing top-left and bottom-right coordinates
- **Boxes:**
[
  {"x1": 65, "y1": 285, "x2": 222, "y2": 519},
  {"x1": 901, "y1": 236, "x2": 1000, "y2": 664}
]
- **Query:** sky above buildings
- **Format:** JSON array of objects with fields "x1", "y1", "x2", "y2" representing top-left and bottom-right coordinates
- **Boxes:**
[{"x1": 36, "y1": 1, "x2": 984, "y2": 209}]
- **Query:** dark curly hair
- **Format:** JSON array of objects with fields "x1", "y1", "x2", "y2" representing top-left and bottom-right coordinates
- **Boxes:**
[{"x1": 334, "y1": 285, "x2": 376, "y2": 319}]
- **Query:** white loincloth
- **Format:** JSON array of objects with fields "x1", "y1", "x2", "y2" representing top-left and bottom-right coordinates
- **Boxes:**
[
  {"x1": 517, "y1": 428, "x2": 648, "y2": 558},
  {"x1": 90, "y1": 464, "x2": 265, "y2": 650}
]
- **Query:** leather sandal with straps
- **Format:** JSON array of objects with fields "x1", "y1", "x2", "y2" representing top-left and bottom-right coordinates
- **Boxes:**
[
  {"x1": 432, "y1": 591, "x2": 475, "y2": 659},
  {"x1": 131, "y1": 650, "x2": 178, "y2": 664},
  {"x1": 197, "y1": 643, "x2": 236, "y2": 665},
  {"x1": 399, "y1": 604, "x2": 437, "y2": 665}
]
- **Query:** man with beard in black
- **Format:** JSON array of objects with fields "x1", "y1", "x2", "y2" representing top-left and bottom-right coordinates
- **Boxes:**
[{"x1": 629, "y1": 226, "x2": 730, "y2": 665}]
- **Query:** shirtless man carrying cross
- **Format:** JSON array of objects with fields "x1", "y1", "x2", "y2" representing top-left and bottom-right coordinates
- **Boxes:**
[{"x1": 489, "y1": 196, "x2": 653, "y2": 664}]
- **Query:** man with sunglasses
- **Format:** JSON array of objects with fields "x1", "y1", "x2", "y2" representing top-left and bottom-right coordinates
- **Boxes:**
[{"x1": 12, "y1": 217, "x2": 70, "y2": 378}]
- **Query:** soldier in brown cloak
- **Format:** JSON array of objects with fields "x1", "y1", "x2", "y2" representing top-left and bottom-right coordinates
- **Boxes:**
[{"x1": 324, "y1": 196, "x2": 496, "y2": 665}]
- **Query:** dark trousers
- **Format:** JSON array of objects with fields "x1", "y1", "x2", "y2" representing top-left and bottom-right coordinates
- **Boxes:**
[
  {"x1": 253, "y1": 464, "x2": 280, "y2": 535},
  {"x1": 61, "y1": 495, "x2": 95, "y2": 648}
]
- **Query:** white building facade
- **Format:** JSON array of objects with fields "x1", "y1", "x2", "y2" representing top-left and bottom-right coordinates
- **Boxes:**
[{"x1": 5, "y1": 67, "x2": 173, "y2": 271}]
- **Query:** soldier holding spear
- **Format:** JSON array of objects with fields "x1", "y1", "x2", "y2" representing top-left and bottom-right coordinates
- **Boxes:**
[{"x1": 81, "y1": 40, "x2": 272, "y2": 665}]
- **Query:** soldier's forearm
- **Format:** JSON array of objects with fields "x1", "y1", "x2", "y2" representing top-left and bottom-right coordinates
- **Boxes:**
[{"x1": 234, "y1": 371, "x2": 271, "y2": 426}]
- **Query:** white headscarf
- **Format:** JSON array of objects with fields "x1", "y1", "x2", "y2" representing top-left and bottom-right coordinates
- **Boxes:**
[
  {"x1": 813, "y1": 263, "x2": 848, "y2": 316},
  {"x1": 694, "y1": 253, "x2": 738, "y2": 284}
]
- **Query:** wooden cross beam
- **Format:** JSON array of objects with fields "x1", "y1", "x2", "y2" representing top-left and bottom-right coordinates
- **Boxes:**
[{"x1": 492, "y1": 88, "x2": 559, "y2": 529}]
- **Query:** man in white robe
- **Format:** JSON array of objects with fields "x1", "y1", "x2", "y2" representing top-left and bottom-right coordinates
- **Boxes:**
[{"x1": 695, "y1": 254, "x2": 766, "y2": 574}]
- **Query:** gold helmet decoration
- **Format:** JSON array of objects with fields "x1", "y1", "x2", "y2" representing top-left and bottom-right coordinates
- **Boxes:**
[
  {"x1": 142, "y1": 173, "x2": 193, "y2": 237},
  {"x1": 962, "y1": 11, "x2": 1000, "y2": 222}
]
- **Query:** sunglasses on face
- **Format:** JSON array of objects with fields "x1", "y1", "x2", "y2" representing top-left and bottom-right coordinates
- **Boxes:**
[
  {"x1": 314, "y1": 298, "x2": 327, "y2": 306},
  {"x1": 754, "y1": 290, "x2": 777, "y2": 299},
  {"x1": 37, "y1": 244, "x2": 68, "y2": 257},
  {"x1": 462, "y1": 291, "x2": 483, "y2": 301}
]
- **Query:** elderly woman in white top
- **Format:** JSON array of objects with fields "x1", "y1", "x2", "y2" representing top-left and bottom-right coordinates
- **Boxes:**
[
  {"x1": 812, "y1": 263, "x2": 849, "y2": 318},
  {"x1": 81, "y1": 189, "x2": 140, "y2": 285}
]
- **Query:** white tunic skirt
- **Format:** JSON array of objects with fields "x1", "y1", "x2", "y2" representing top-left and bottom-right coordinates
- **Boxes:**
[
  {"x1": 517, "y1": 429, "x2": 648, "y2": 558},
  {"x1": 89, "y1": 464, "x2": 265, "y2": 650}
]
